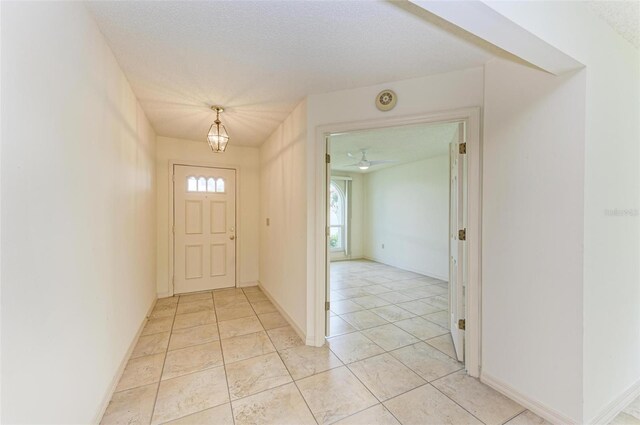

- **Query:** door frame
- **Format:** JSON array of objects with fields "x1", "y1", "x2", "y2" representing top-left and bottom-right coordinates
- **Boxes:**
[
  {"x1": 168, "y1": 160, "x2": 242, "y2": 296},
  {"x1": 312, "y1": 107, "x2": 482, "y2": 377}
]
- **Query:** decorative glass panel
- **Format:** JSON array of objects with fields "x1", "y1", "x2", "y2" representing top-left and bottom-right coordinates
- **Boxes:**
[
  {"x1": 187, "y1": 176, "x2": 197, "y2": 192},
  {"x1": 207, "y1": 177, "x2": 216, "y2": 192},
  {"x1": 216, "y1": 178, "x2": 225, "y2": 193},
  {"x1": 197, "y1": 177, "x2": 206, "y2": 192},
  {"x1": 329, "y1": 226, "x2": 343, "y2": 250},
  {"x1": 329, "y1": 183, "x2": 344, "y2": 226},
  {"x1": 329, "y1": 182, "x2": 345, "y2": 251}
]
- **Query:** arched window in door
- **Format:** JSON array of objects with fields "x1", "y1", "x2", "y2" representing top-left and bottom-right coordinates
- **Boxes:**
[{"x1": 329, "y1": 182, "x2": 346, "y2": 251}]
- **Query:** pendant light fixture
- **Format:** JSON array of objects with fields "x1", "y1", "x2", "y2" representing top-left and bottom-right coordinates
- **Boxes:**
[{"x1": 206, "y1": 106, "x2": 229, "y2": 153}]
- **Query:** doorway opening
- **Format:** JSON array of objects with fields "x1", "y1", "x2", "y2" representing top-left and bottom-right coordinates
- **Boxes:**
[{"x1": 324, "y1": 119, "x2": 469, "y2": 367}]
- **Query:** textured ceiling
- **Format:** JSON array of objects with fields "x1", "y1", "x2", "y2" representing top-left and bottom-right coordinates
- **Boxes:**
[
  {"x1": 587, "y1": 1, "x2": 639, "y2": 48},
  {"x1": 85, "y1": 1, "x2": 493, "y2": 147},
  {"x1": 329, "y1": 121, "x2": 458, "y2": 174}
]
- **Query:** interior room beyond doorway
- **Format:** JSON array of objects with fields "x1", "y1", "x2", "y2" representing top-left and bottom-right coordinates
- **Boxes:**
[{"x1": 326, "y1": 121, "x2": 466, "y2": 365}]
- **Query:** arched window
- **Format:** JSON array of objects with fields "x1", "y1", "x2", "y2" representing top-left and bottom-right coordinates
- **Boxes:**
[
  {"x1": 329, "y1": 182, "x2": 345, "y2": 251},
  {"x1": 197, "y1": 177, "x2": 207, "y2": 192},
  {"x1": 187, "y1": 176, "x2": 197, "y2": 192},
  {"x1": 216, "y1": 178, "x2": 225, "y2": 193},
  {"x1": 207, "y1": 177, "x2": 216, "y2": 192}
]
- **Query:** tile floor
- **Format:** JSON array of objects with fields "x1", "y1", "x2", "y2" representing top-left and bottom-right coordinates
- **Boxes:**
[
  {"x1": 101, "y1": 260, "x2": 552, "y2": 425},
  {"x1": 610, "y1": 396, "x2": 640, "y2": 425}
]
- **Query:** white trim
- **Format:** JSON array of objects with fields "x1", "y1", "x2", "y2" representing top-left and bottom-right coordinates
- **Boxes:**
[
  {"x1": 331, "y1": 256, "x2": 365, "y2": 263},
  {"x1": 311, "y1": 107, "x2": 482, "y2": 376},
  {"x1": 93, "y1": 297, "x2": 157, "y2": 423},
  {"x1": 362, "y1": 255, "x2": 449, "y2": 281},
  {"x1": 330, "y1": 175, "x2": 353, "y2": 181},
  {"x1": 257, "y1": 281, "x2": 307, "y2": 343},
  {"x1": 168, "y1": 160, "x2": 242, "y2": 296},
  {"x1": 589, "y1": 379, "x2": 640, "y2": 425},
  {"x1": 481, "y1": 372, "x2": 578, "y2": 425},
  {"x1": 237, "y1": 280, "x2": 260, "y2": 288}
]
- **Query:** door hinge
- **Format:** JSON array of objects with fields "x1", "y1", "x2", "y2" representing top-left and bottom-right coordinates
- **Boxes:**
[
  {"x1": 325, "y1": 301, "x2": 330, "y2": 311},
  {"x1": 458, "y1": 319, "x2": 466, "y2": 330},
  {"x1": 458, "y1": 228, "x2": 466, "y2": 241},
  {"x1": 459, "y1": 143, "x2": 467, "y2": 154},
  {"x1": 326, "y1": 153, "x2": 331, "y2": 163}
]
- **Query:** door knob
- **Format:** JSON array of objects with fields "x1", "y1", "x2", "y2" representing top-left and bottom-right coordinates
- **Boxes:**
[{"x1": 230, "y1": 235, "x2": 235, "y2": 240}]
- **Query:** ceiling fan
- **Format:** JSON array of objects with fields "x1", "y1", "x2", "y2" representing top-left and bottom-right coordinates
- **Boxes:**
[{"x1": 347, "y1": 149, "x2": 396, "y2": 170}]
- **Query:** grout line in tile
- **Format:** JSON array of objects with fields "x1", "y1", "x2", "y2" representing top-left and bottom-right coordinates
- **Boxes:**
[
  {"x1": 292, "y1": 378, "x2": 321, "y2": 425},
  {"x1": 425, "y1": 381, "x2": 490, "y2": 425},
  {"x1": 149, "y1": 305, "x2": 178, "y2": 423},
  {"x1": 423, "y1": 335, "x2": 458, "y2": 361},
  {"x1": 211, "y1": 292, "x2": 238, "y2": 425},
  {"x1": 499, "y1": 409, "x2": 528, "y2": 425}
]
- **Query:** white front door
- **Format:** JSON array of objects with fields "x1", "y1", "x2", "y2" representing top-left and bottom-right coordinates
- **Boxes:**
[
  {"x1": 174, "y1": 165, "x2": 236, "y2": 293},
  {"x1": 449, "y1": 123, "x2": 466, "y2": 362}
]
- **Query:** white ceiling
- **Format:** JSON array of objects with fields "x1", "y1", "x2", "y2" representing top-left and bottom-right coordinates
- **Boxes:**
[
  {"x1": 329, "y1": 121, "x2": 458, "y2": 174},
  {"x1": 587, "y1": 1, "x2": 639, "y2": 49},
  {"x1": 85, "y1": 1, "x2": 493, "y2": 147}
]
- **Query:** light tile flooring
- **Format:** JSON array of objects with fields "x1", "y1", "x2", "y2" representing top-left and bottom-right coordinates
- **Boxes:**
[
  {"x1": 101, "y1": 260, "x2": 551, "y2": 425},
  {"x1": 610, "y1": 396, "x2": 640, "y2": 425}
]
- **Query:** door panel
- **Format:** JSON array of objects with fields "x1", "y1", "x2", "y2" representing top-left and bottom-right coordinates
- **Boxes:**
[
  {"x1": 174, "y1": 165, "x2": 236, "y2": 293},
  {"x1": 185, "y1": 201, "x2": 203, "y2": 234},
  {"x1": 185, "y1": 245, "x2": 203, "y2": 279},
  {"x1": 210, "y1": 201, "x2": 227, "y2": 234},
  {"x1": 210, "y1": 244, "x2": 226, "y2": 276}
]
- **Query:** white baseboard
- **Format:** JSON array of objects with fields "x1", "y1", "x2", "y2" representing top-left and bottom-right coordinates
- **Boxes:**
[
  {"x1": 257, "y1": 281, "x2": 307, "y2": 343},
  {"x1": 363, "y1": 255, "x2": 448, "y2": 281},
  {"x1": 93, "y1": 296, "x2": 157, "y2": 423},
  {"x1": 157, "y1": 291, "x2": 172, "y2": 298},
  {"x1": 331, "y1": 256, "x2": 364, "y2": 262},
  {"x1": 589, "y1": 379, "x2": 640, "y2": 425},
  {"x1": 237, "y1": 280, "x2": 260, "y2": 288},
  {"x1": 481, "y1": 372, "x2": 577, "y2": 425}
]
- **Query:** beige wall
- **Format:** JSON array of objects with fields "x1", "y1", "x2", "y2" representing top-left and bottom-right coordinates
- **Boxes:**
[
  {"x1": 482, "y1": 58, "x2": 586, "y2": 422},
  {"x1": 483, "y1": 2, "x2": 640, "y2": 422},
  {"x1": 1, "y1": 2, "x2": 157, "y2": 423},
  {"x1": 363, "y1": 155, "x2": 450, "y2": 280},
  {"x1": 259, "y1": 101, "x2": 308, "y2": 337},
  {"x1": 155, "y1": 137, "x2": 260, "y2": 296}
]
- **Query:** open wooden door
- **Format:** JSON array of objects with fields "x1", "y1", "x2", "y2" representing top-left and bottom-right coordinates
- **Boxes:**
[
  {"x1": 449, "y1": 122, "x2": 467, "y2": 362},
  {"x1": 325, "y1": 138, "x2": 332, "y2": 336}
]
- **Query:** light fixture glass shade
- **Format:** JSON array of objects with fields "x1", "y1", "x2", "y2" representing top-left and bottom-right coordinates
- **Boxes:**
[
  {"x1": 207, "y1": 106, "x2": 229, "y2": 153},
  {"x1": 207, "y1": 122, "x2": 229, "y2": 152},
  {"x1": 358, "y1": 161, "x2": 370, "y2": 170}
]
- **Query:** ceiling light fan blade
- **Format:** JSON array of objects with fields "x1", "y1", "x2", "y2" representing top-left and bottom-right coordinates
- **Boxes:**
[
  {"x1": 347, "y1": 152, "x2": 357, "y2": 159},
  {"x1": 345, "y1": 163, "x2": 361, "y2": 167},
  {"x1": 369, "y1": 160, "x2": 397, "y2": 165}
]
